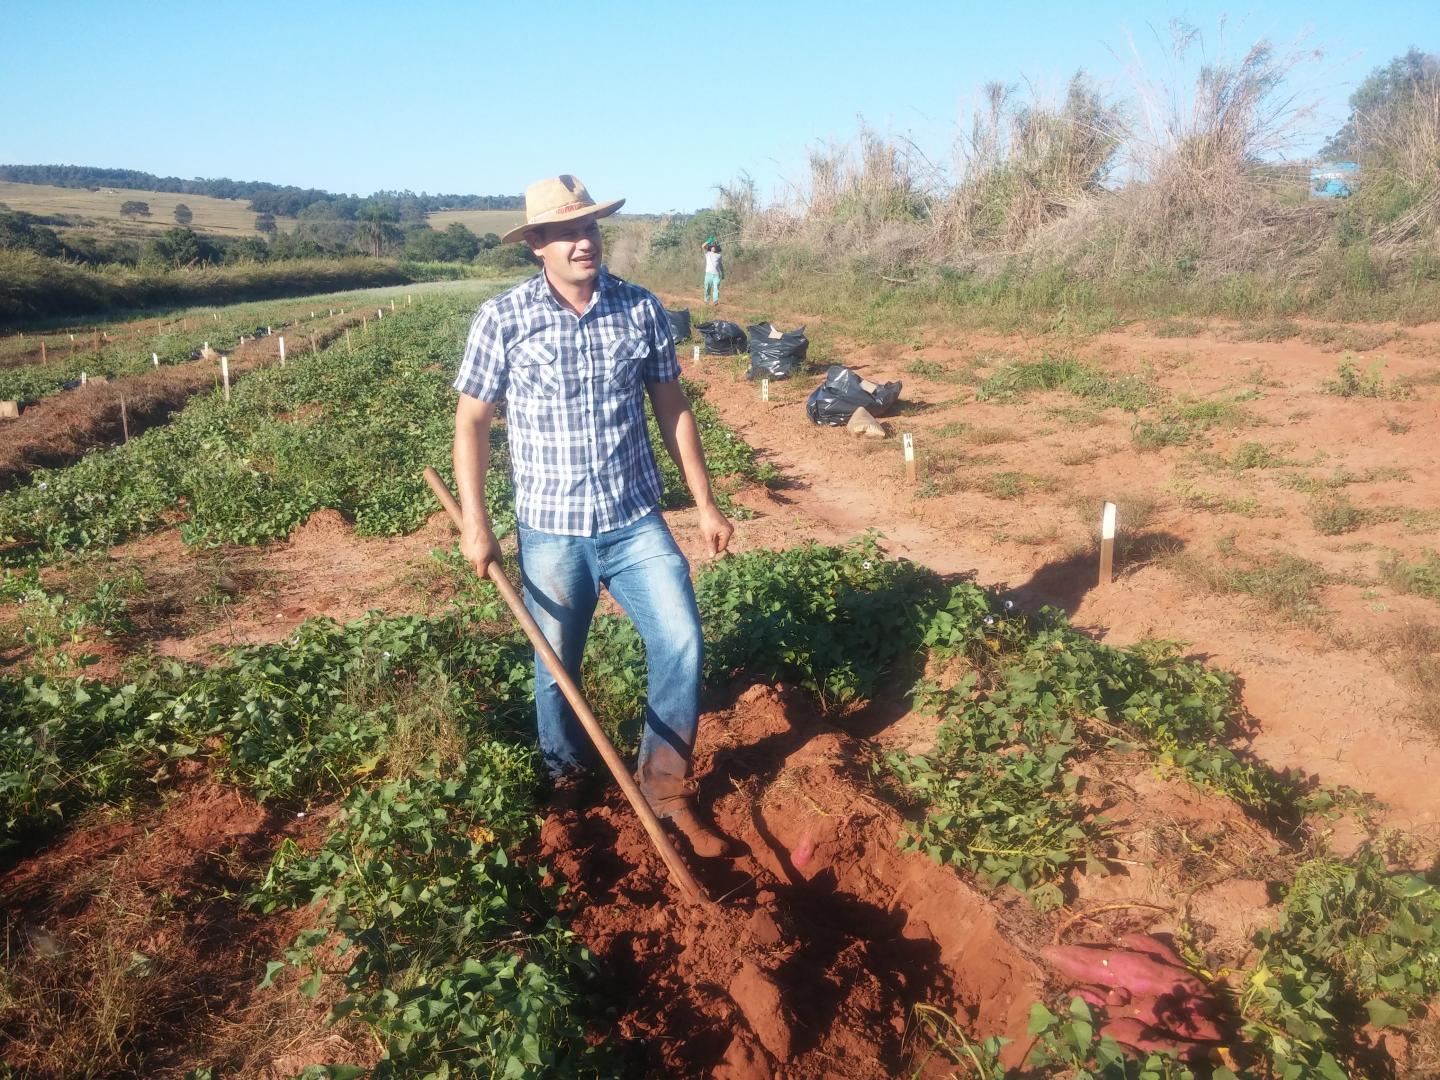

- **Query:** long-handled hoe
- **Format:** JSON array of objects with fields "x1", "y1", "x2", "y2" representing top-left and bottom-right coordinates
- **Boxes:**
[{"x1": 423, "y1": 468, "x2": 709, "y2": 905}]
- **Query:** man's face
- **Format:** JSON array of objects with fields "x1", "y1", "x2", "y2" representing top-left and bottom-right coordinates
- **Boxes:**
[{"x1": 527, "y1": 218, "x2": 603, "y2": 288}]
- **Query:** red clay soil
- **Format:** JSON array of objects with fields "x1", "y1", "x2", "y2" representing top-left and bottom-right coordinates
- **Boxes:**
[
  {"x1": 540, "y1": 683, "x2": 1048, "y2": 1079},
  {"x1": 659, "y1": 290, "x2": 1440, "y2": 853},
  {"x1": 0, "y1": 778, "x2": 367, "y2": 1079}
]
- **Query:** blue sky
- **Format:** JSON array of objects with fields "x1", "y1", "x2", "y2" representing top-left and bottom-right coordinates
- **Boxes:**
[{"x1": 4, "y1": 1, "x2": 1436, "y2": 213}]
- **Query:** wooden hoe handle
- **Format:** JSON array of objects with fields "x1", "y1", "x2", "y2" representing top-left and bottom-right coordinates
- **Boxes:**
[{"x1": 422, "y1": 467, "x2": 707, "y2": 905}]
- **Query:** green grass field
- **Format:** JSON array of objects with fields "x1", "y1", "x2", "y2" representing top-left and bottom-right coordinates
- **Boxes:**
[{"x1": 0, "y1": 180, "x2": 280, "y2": 237}]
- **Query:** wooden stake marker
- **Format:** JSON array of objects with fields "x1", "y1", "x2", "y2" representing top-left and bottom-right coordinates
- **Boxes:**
[
  {"x1": 80, "y1": 371, "x2": 87, "y2": 386},
  {"x1": 310, "y1": 334, "x2": 318, "y2": 357},
  {"x1": 279, "y1": 336, "x2": 286, "y2": 366},
  {"x1": 390, "y1": 299, "x2": 396, "y2": 312},
  {"x1": 761, "y1": 378, "x2": 770, "y2": 402},
  {"x1": 152, "y1": 352, "x2": 159, "y2": 367},
  {"x1": 1099, "y1": 501, "x2": 1117, "y2": 587},
  {"x1": 221, "y1": 356, "x2": 230, "y2": 403},
  {"x1": 40, "y1": 341, "x2": 47, "y2": 363},
  {"x1": 345, "y1": 329, "x2": 353, "y2": 354},
  {"x1": 120, "y1": 397, "x2": 129, "y2": 442},
  {"x1": 902, "y1": 432, "x2": 916, "y2": 484}
]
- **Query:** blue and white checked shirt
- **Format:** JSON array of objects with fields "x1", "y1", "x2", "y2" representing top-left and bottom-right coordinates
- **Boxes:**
[{"x1": 454, "y1": 268, "x2": 680, "y2": 536}]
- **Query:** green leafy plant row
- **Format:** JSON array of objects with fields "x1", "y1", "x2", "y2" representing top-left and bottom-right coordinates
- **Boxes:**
[
  {"x1": 0, "y1": 302, "x2": 772, "y2": 564},
  {"x1": 0, "y1": 288, "x2": 399, "y2": 402}
]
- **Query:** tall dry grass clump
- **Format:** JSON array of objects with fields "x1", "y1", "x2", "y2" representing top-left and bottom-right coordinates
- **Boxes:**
[
  {"x1": 642, "y1": 30, "x2": 1440, "y2": 323},
  {"x1": 1043, "y1": 32, "x2": 1328, "y2": 278},
  {"x1": 735, "y1": 126, "x2": 933, "y2": 270},
  {"x1": 937, "y1": 73, "x2": 1125, "y2": 256},
  {"x1": 1346, "y1": 51, "x2": 1440, "y2": 244}
]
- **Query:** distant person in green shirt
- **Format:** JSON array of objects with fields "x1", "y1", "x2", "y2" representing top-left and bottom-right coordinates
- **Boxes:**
[{"x1": 702, "y1": 236, "x2": 724, "y2": 305}]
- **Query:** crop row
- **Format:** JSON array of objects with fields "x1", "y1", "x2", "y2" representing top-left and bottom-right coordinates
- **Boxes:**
[
  {"x1": 5, "y1": 536, "x2": 1436, "y2": 1076},
  {"x1": 0, "y1": 288, "x2": 414, "y2": 403},
  {"x1": 0, "y1": 295, "x2": 771, "y2": 564}
]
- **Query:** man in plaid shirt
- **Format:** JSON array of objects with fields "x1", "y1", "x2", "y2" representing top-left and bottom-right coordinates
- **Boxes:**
[{"x1": 453, "y1": 175, "x2": 733, "y2": 857}]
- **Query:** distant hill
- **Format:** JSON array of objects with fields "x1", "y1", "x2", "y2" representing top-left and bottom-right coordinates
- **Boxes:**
[{"x1": 0, "y1": 165, "x2": 522, "y2": 219}]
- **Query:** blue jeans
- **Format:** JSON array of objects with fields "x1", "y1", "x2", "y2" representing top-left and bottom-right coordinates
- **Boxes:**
[
  {"x1": 703, "y1": 272, "x2": 721, "y2": 303},
  {"x1": 517, "y1": 509, "x2": 702, "y2": 798}
]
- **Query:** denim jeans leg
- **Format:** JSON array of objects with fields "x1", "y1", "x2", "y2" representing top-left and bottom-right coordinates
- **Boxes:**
[
  {"x1": 518, "y1": 525, "x2": 600, "y2": 778},
  {"x1": 600, "y1": 512, "x2": 702, "y2": 803}
]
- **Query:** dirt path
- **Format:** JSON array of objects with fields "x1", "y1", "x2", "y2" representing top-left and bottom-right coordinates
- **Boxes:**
[{"x1": 665, "y1": 291, "x2": 1440, "y2": 847}]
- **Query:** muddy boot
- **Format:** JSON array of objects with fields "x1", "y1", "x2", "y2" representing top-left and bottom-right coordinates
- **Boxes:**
[
  {"x1": 547, "y1": 771, "x2": 591, "y2": 813},
  {"x1": 642, "y1": 777, "x2": 732, "y2": 858}
]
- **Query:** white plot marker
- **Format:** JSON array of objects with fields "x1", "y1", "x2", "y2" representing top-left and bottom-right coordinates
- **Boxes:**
[
  {"x1": 902, "y1": 432, "x2": 916, "y2": 484},
  {"x1": 152, "y1": 352, "x2": 159, "y2": 366},
  {"x1": 221, "y1": 356, "x2": 230, "y2": 402},
  {"x1": 390, "y1": 299, "x2": 395, "y2": 311},
  {"x1": 80, "y1": 371, "x2": 87, "y2": 385},
  {"x1": 279, "y1": 336, "x2": 286, "y2": 366},
  {"x1": 377, "y1": 307, "x2": 383, "y2": 320},
  {"x1": 761, "y1": 378, "x2": 770, "y2": 402},
  {"x1": 692, "y1": 344, "x2": 700, "y2": 363},
  {"x1": 1099, "y1": 501, "x2": 1117, "y2": 586}
]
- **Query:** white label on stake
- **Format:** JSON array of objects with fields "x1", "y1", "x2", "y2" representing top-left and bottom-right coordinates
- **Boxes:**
[
  {"x1": 902, "y1": 433, "x2": 915, "y2": 461},
  {"x1": 1102, "y1": 501, "x2": 1118, "y2": 540},
  {"x1": 279, "y1": 337, "x2": 286, "y2": 362},
  {"x1": 152, "y1": 352, "x2": 159, "y2": 366},
  {"x1": 761, "y1": 378, "x2": 770, "y2": 401},
  {"x1": 692, "y1": 344, "x2": 700, "y2": 363}
]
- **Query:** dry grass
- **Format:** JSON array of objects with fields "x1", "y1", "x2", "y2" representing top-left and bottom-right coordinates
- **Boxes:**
[
  {"x1": 1381, "y1": 619, "x2": 1440, "y2": 735},
  {"x1": 0, "y1": 915, "x2": 183, "y2": 1079},
  {"x1": 1165, "y1": 543, "x2": 1332, "y2": 627},
  {"x1": 423, "y1": 208, "x2": 527, "y2": 235},
  {"x1": 0, "y1": 180, "x2": 276, "y2": 237}
]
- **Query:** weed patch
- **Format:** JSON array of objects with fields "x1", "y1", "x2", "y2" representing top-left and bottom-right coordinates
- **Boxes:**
[
  {"x1": 1323, "y1": 358, "x2": 1407, "y2": 399},
  {"x1": 1380, "y1": 550, "x2": 1440, "y2": 601},
  {"x1": 977, "y1": 355, "x2": 1153, "y2": 411}
]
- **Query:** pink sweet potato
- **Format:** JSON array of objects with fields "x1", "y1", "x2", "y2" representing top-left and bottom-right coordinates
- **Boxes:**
[
  {"x1": 1151, "y1": 992, "x2": 1224, "y2": 1043},
  {"x1": 1043, "y1": 944, "x2": 1206, "y2": 997},
  {"x1": 1120, "y1": 932, "x2": 1187, "y2": 969},
  {"x1": 1075, "y1": 984, "x2": 1109, "y2": 1008}
]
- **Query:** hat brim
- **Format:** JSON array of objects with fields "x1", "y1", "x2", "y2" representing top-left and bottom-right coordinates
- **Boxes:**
[{"x1": 501, "y1": 198, "x2": 625, "y2": 244}]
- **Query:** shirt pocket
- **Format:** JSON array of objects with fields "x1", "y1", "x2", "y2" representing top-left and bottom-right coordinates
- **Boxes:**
[
  {"x1": 511, "y1": 340, "x2": 560, "y2": 398},
  {"x1": 604, "y1": 334, "x2": 650, "y2": 383}
]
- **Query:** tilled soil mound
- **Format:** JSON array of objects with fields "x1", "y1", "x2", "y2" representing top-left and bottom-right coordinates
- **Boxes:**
[{"x1": 540, "y1": 684, "x2": 1048, "y2": 1078}]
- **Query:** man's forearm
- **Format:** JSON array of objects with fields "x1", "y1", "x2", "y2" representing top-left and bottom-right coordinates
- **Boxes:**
[
  {"x1": 665, "y1": 406, "x2": 718, "y2": 510},
  {"x1": 453, "y1": 401, "x2": 495, "y2": 526}
]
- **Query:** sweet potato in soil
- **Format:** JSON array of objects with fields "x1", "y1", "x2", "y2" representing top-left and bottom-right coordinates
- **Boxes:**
[{"x1": 539, "y1": 683, "x2": 1047, "y2": 1078}]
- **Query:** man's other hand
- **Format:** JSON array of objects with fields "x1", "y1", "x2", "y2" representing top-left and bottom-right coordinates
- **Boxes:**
[{"x1": 697, "y1": 504, "x2": 734, "y2": 559}]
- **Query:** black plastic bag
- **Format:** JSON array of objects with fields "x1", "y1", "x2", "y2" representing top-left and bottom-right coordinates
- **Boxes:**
[
  {"x1": 806, "y1": 365, "x2": 903, "y2": 426},
  {"x1": 746, "y1": 322, "x2": 808, "y2": 380},
  {"x1": 665, "y1": 307, "x2": 692, "y2": 342},
  {"x1": 695, "y1": 320, "x2": 747, "y2": 356}
]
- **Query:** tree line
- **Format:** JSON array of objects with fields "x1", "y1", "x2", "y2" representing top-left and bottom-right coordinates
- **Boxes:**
[
  {"x1": 0, "y1": 202, "x2": 535, "y2": 272},
  {"x1": 0, "y1": 164, "x2": 523, "y2": 218}
]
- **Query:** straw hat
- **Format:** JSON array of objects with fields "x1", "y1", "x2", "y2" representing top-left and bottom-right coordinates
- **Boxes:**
[{"x1": 501, "y1": 174, "x2": 625, "y2": 244}]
